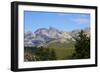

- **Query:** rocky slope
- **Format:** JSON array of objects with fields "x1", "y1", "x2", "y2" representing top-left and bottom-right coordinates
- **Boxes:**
[{"x1": 24, "y1": 27, "x2": 90, "y2": 47}]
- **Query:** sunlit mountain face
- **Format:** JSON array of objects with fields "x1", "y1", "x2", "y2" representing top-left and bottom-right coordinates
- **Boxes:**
[{"x1": 24, "y1": 27, "x2": 90, "y2": 47}]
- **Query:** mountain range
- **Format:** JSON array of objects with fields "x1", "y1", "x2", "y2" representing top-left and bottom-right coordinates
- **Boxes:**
[{"x1": 24, "y1": 27, "x2": 90, "y2": 48}]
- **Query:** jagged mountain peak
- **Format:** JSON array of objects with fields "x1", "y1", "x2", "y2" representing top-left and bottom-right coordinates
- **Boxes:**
[
  {"x1": 49, "y1": 26, "x2": 59, "y2": 31},
  {"x1": 24, "y1": 27, "x2": 90, "y2": 47}
]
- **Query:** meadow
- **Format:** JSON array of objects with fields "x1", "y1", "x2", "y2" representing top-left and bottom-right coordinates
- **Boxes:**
[{"x1": 24, "y1": 46, "x2": 75, "y2": 61}]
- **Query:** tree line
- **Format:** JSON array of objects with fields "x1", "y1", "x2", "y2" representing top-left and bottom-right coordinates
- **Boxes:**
[{"x1": 24, "y1": 46, "x2": 57, "y2": 61}]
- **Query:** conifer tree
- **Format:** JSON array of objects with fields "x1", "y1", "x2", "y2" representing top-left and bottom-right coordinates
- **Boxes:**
[{"x1": 72, "y1": 30, "x2": 90, "y2": 59}]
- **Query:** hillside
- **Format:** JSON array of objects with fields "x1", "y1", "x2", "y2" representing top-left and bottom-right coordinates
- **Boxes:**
[{"x1": 24, "y1": 27, "x2": 90, "y2": 61}]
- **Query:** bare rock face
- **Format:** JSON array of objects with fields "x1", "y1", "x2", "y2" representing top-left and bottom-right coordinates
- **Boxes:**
[{"x1": 24, "y1": 27, "x2": 90, "y2": 47}]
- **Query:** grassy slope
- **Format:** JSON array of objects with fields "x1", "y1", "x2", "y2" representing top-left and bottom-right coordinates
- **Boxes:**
[
  {"x1": 25, "y1": 47, "x2": 75, "y2": 60},
  {"x1": 46, "y1": 41, "x2": 75, "y2": 60},
  {"x1": 53, "y1": 48, "x2": 75, "y2": 60},
  {"x1": 25, "y1": 40, "x2": 75, "y2": 60}
]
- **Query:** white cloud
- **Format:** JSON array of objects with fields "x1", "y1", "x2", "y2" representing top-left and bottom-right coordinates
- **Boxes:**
[{"x1": 73, "y1": 17, "x2": 90, "y2": 25}]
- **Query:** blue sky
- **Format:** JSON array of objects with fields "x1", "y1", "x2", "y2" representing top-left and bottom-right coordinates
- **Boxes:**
[{"x1": 24, "y1": 11, "x2": 90, "y2": 32}]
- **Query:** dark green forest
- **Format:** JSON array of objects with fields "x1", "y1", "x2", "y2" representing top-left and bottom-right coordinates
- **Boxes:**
[{"x1": 24, "y1": 46, "x2": 57, "y2": 61}]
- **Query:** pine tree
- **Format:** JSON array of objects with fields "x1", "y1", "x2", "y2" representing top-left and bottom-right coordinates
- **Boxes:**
[
  {"x1": 72, "y1": 30, "x2": 90, "y2": 59},
  {"x1": 49, "y1": 49, "x2": 57, "y2": 60}
]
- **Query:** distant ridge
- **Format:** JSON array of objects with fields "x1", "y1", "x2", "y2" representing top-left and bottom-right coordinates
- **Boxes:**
[{"x1": 24, "y1": 27, "x2": 90, "y2": 47}]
